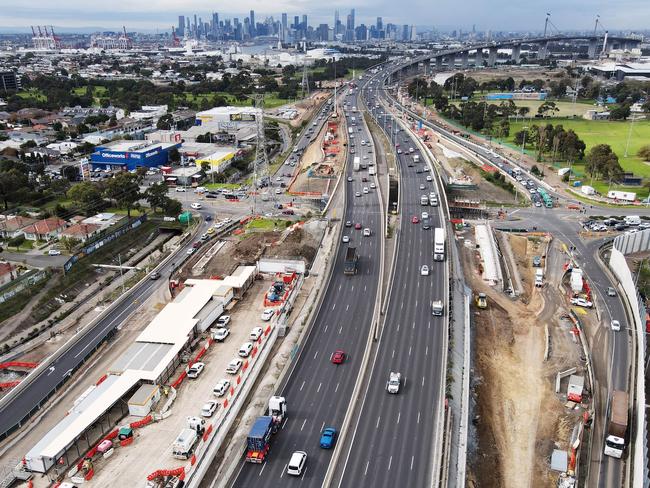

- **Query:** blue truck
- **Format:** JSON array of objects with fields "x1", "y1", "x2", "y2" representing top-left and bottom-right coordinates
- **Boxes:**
[{"x1": 246, "y1": 416, "x2": 274, "y2": 463}]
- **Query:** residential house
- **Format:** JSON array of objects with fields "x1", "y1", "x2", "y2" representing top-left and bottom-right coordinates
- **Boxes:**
[
  {"x1": 0, "y1": 216, "x2": 37, "y2": 239},
  {"x1": 22, "y1": 217, "x2": 67, "y2": 241},
  {"x1": 0, "y1": 262, "x2": 14, "y2": 287},
  {"x1": 60, "y1": 223, "x2": 100, "y2": 243}
]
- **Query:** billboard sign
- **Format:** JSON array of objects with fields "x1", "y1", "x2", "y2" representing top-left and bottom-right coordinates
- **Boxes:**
[{"x1": 230, "y1": 113, "x2": 256, "y2": 122}]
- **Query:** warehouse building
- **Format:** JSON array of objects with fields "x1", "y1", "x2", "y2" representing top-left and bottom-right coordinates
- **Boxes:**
[
  {"x1": 195, "y1": 106, "x2": 262, "y2": 128},
  {"x1": 24, "y1": 269, "x2": 257, "y2": 474},
  {"x1": 90, "y1": 140, "x2": 180, "y2": 171}
]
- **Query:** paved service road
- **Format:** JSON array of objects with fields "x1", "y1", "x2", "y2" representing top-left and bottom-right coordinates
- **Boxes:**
[
  {"x1": 228, "y1": 81, "x2": 382, "y2": 488},
  {"x1": 0, "y1": 217, "x2": 215, "y2": 440},
  {"x1": 334, "y1": 70, "x2": 446, "y2": 487}
]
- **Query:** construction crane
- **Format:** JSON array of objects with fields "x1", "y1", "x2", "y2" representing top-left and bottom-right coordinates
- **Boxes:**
[{"x1": 171, "y1": 27, "x2": 180, "y2": 47}]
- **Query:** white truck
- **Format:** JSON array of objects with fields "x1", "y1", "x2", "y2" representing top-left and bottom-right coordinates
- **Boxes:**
[
  {"x1": 413, "y1": 155, "x2": 420, "y2": 163},
  {"x1": 608, "y1": 190, "x2": 636, "y2": 202},
  {"x1": 624, "y1": 215, "x2": 641, "y2": 226},
  {"x1": 348, "y1": 127, "x2": 354, "y2": 135},
  {"x1": 431, "y1": 300, "x2": 444, "y2": 316},
  {"x1": 434, "y1": 227, "x2": 445, "y2": 261},
  {"x1": 353, "y1": 156, "x2": 361, "y2": 171},
  {"x1": 535, "y1": 269, "x2": 544, "y2": 287},
  {"x1": 368, "y1": 165, "x2": 376, "y2": 176},
  {"x1": 171, "y1": 428, "x2": 198, "y2": 460},
  {"x1": 420, "y1": 195, "x2": 429, "y2": 206}
]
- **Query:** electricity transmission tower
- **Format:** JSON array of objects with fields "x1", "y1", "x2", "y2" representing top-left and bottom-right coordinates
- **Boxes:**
[
  {"x1": 249, "y1": 94, "x2": 272, "y2": 215},
  {"x1": 301, "y1": 62, "x2": 310, "y2": 100}
]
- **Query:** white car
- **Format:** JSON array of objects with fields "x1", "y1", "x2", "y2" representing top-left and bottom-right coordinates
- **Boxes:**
[
  {"x1": 342, "y1": 235, "x2": 350, "y2": 243},
  {"x1": 426, "y1": 175, "x2": 432, "y2": 181},
  {"x1": 287, "y1": 451, "x2": 307, "y2": 477},
  {"x1": 421, "y1": 212, "x2": 429, "y2": 220},
  {"x1": 212, "y1": 328, "x2": 229, "y2": 342},
  {"x1": 225, "y1": 359, "x2": 243, "y2": 375},
  {"x1": 370, "y1": 182, "x2": 376, "y2": 189},
  {"x1": 421, "y1": 265, "x2": 430, "y2": 276},
  {"x1": 611, "y1": 320, "x2": 621, "y2": 331},
  {"x1": 186, "y1": 248, "x2": 195, "y2": 255},
  {"x1": 187, "y1": 362, "x2": 205, "y2": 379},
  {"x1": 570, "y1": 297, "x2": 593, "y2": 308},
  {"x1": 355, "y1": 191, "x2": 361, "y2": 197},
  {"x1": 363, "y1": 187, "x2": 369, "y2": 194},
  {"x1": 175, "y1": 187, "x2": 186, "y2": 192},
  {"x1": 238, "y1": 342, "x2": 254, "y2": 357},
  {"x1": 216, "y1": 315, "x2": 231, "y2": 328},
  {"x1": 250, "y1": 327, "x2": 264, "y2": 341},
  {"x1": 213, "y1": 379, "x2": 230, "y2": 397},
  {"x1": 48, "y1": 249, "x2": 61, "y2": 256},
  {"x1": 261, "y1": 309, "x2": 275, "y2": 321},
  {"x1": 190, "y1": 202, "x2": 202, "y2": 210},
  {"x1": 275, "y1": 188, "x2": 283, "y2": 195},
  {"x1": 363, "y1": 228, "x2": 371, "y2": 237},
  {"x1": 201, "y1": 401, "x2": 219, "y2": 418}
]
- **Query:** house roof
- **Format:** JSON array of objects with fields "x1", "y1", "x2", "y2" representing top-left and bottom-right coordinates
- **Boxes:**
[
  {"x1": 0, "y1": 262, "x2": 12, "y2": 277},
  {"x1": 62, "y1": 223, "x2": 100, "y2": 237},
  {"x1": 0, "y1": 215, "x2": 37, "y2": 232},
  {"x1": 22, "y1": 217, "x2": 67, "y2": 235}
]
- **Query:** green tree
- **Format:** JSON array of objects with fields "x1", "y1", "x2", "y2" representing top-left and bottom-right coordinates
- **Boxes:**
[
  {"x1": 67, "y1": 181, "x2": 103, "y2": 215},
  {"x1": 0, "y1": 169, "x2": 30, "y2": 210},
  {"x1": 104, "y1": 172, "x2": 141, "y2": 217},
  {"x1": 537, "y1": 101, "x2": 559, "y2": 117},
  {"x1": 157, "y1": 113, "x2": 174, "y2": 130},
  {"x1": 8, "y1": 235, "x2": 25, "y2": 250},
  {"x1": 59, "y1": 236, "x2": 81, "y2": 253},
  {"x1": 162, "y1": 197, "x2": 182, "y2": 216},
  {"x1": 168, "y1": 147, "x2": 180, "y2": 163},
  {"x1": 585, "y1": 144, "x2": 623, "y2": 180},
  {"x1": 144, "y1": 182, "x2": 169, "y2": 213},
  {"x1": 638, "y1": 145, "x2": 650, "y2": 161}
]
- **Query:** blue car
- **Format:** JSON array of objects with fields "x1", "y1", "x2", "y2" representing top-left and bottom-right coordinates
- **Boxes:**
[{"x1": 320, "y1": 427, "x2": 337, "y2": 449}]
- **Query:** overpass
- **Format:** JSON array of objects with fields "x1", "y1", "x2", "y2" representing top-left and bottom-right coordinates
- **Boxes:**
[{"x1": 403, "y1": 34, "x2": 642, "y2": 70}]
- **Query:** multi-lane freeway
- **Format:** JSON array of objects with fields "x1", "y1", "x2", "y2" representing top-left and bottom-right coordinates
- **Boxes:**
[
  {"x1": 228, "y1": 79, "x2": 383, "y2": 487},
  {"x1": 333, "y1": 70, "x2": 447, "y2": 487}
]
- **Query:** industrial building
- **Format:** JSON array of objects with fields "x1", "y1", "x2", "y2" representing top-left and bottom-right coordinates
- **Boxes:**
[
  {"x1": 25, "y1": 269, "x2": 257, "y2": 474},
  {"x1": 0, "y1": 71, "x2": 20, "y2": 93},
  {"x1": 90, "y1": 140, "x2": 180, "y2": 171},
  {"x1": 195, "y1": 106, "x2": 262, "y2": 128}
]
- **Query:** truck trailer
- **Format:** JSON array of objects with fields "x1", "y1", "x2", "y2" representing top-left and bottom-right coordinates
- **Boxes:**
[
  {"x1": 353, "y1": 156, "x2": 361, "y2": 172},
  {"x1": 344, "y1": 247, "x2": 358, "y2": 275},
  {"x1": 604, "y1": 390, "x2": 629, "y2": 458},
  {"x1": 245, "y1": 396, "x2": 288, "y2": 463},
  {"x1": 434, "y1": 227, "x2": 445, "y2": 261}
]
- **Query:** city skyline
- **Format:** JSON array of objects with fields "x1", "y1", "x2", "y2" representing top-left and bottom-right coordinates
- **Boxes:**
[{"x1": 1, "y1": 1, "x2": 649, "y2": 32}]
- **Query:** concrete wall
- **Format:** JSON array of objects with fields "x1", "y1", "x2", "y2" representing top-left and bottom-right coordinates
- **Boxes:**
[{"x1": 609, "y1": 228, "x2": 649, "y2": 487}]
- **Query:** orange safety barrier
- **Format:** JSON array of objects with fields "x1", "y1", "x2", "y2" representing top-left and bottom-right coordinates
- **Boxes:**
[
  {"x1": 171, "y1": 371, "x2": 187, "y2": 389},
  {"x1": 223, "y1": 398, "x2": 229, "y2": 408},
  {"x1": 0, "y1": 381, "x2": 20, "y2": 390},
  {"x1": 27, "y1": 481, "x2": 33, "y2": 488},
  {"x1": 104, "y1": 429, "x2": 119, "y2": 441},
  {"x1": 190, "y1": 454, "x2": 197, "y2": 466},
  {"x1": 120, "y1": 436, "x2": 135, "y2": 447},
  {"x1": 85, "y1": 468, "x2": 95, "y2": 480},
  {"x1": 194, "y1": 347, "x2": 207, "y2": 363},
  {"x1": 230, "y1": 386, "x2": 235, "y2": 396},
  {"x1": 130, "y1": 415, "x2": 152, "y2": 429},
  {"x1": 237, "y1": 375, "x2": 241, "y2": 385},
  {"x1": 264, "y1": 326, "x2": 271, "y2": 336},
  {"x1": 0, "y1": 361, "x2": 38, "y2": 369},
  {"x1": 251, "y1": 347, "x2": 258, "y2": 358},
  {"x1": 96, "y1": 374, "x2": 107, "y2": 386},
  {"x1": 147, "y1": 467, "x2": 185, "y2": 481},
  {"x1": 243, "y1": 360, "x2": 249, "y2": 371}
]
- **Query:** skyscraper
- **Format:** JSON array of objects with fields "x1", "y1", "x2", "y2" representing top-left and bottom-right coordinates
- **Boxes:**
[
  {"x1": 193, "y1": 14, "x2": 198, "y2": 37},
  {"x1": 334, "y1": 10, "x2": 339, "y2": 33},
  {"x1": 177, "y1": 15, "x2": 185, "y2": 37},
  {"x1": 302, "y1": 15, "x2": 307, "y2": 28},
  {"x1": 249, "y1": 10, "x2": 255, "y2": 37},
  {"x1": 376, "y1": 17, "x2": 383, "y2": 32},
  {"x1": 294, "y1": 16, "x2": 299, "y2": 29},
  {"x1": 281, "y1": 13, "x2": 288, "y2": 41}
]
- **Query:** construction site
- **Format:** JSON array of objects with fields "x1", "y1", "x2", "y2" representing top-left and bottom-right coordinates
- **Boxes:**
[{"x1": 460, "y1": 222, "x2": 597, "y2": 488}]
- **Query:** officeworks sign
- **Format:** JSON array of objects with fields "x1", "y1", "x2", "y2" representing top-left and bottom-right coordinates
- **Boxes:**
[{"x1": 100, "y1": 151, "x2": 129, "y2": 159}]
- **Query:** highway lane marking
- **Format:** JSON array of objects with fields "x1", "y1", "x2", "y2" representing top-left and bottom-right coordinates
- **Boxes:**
[
  {"x1": 428, "y1": 321, "x2": 431, "y2": 329},
  {"x1": 412, "y1": 320, "x2": 416, "y2": 329},
  {"x1": 281, "y1": 465, "x2": 286, "y2": 478},
  {"x1": 335, "y1": 382, "x2": 339, "y2": 393},
  {"x1": 388, "y1": 456, "x2": 392, "y2": 471},
  {"x1": 401, "y1": 301, "x2": 404, "y2": 309},
  {"x1": 376, "y1": 416, "x2": 381, "y2": 429},
  {"x1": 339, "y1": 325, "x2": 343, "y2": 334},
  {"x1": 324, "y1": 324, "x2": 328, "y2": 332},
  {"x1": 410, "y1": 455, "x2": 415, "y2": 470},
  {"x1": 301, "y1": 419, "x2": 307, "y2": 431},
  {"x1": 317, "y1": 382, "x2": 322, "y2": 393},
  {"x1": 397, "y1": 411, "x2": 401, "y2": 424},
  {"x1": 321, "y1": 421, "x2": 325, "y2": 432},
  {"x1": 73, "y1": 299, "x2": 136, "y2": 359},
  {"x1": 282, "y1": 417, "x2": 288, "y2": 429},
  {"x1": 417, "y1": 411, "x2": 421, "y2": 424},
  {"x1": 422, "y1": 376, "x2": 425, "y2": 386},
  {"x1": 392, "y1": 349, "x2": 395, "y2": 358},
  {"x1": 409, "y1": 346, "x2": 412, "y2": 356},
  {"x1": 300, "y1": 381, "x2": 305, "y2": 391},
  {"x1": 346, "y1": 304, "x2": 350, "y2": 311},
  {"x1": 364, "y1": 285, "x2": 367, "y2": 292},
  {"x1": 396, "y1": 323, "x2": 400, "y2": 332},
  {"x1": 332, "y1": 303, "x2": 336, "y2": 310},
  {"x1": 425, "y1": 346, "x2": 428, "y2": 356},
  {"x1": 314, "y1": 351, "x2": 319, "y2": 360},
  {"x1": 364, "y1": 461, "x2": 370, "y2": 476},
  {"x1": 259, "y1": 462, "x2": 266, "y2": 476},
  {"x1": 351, "y1": 285, "x2": 355, "y2": 291},
  {"x1": 339, "y1": 284, "x2": 342, "y2": 291}
]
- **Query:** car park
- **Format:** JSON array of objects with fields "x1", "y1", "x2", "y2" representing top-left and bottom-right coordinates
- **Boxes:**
[
  {"x1": 250, "y1": 327, "x2": 263, "y2": 341},
  {"x1": 261, "y1": 309, "x2": 275, "y2": 321},
  {"x1": 216, "y1": 315, "x2": 231, "y2": 328},
  {"x1": 213, "y1": 379, "x2": 230, "y2": 396},
  {"x1": 201, "y1": 401, "x2": 219, "y2": 418},
  {"x1": 187, "y1": 362, "x2": 205, "y2": 379},
  {"x1": 212, "y1": 328, "x2": 229, "y2": 342},
  {"x1": 238, "y1": 342, "x2": 253, "y2": 358},
  {"x1": 225, "y1": 359, "x2": 243, "y2": 374},
  {"x1": 611, "y1": 320, "x2": 621, "y2": 331}
]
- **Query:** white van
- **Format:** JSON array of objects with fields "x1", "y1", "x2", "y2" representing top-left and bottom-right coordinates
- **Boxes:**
[
  {"x1": 287, "y1": 451, "x2": 307, "y2": 476},
  {"x1": 624, "y1": 215, "x2": 641, "y2": 226},
  {"x1": 420, "y1": 195, "x2": 429, "y2": 206},
  {"x1": 190, "y1": 202, "x2": 202, "y2": 210}
]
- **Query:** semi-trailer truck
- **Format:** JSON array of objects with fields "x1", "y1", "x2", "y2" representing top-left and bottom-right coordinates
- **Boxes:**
[
  {"x1": 604, "y1": 390, "x2": 629, "y2": 458},
  {"x1": 353, "y1": 156, "x2": 361, "y2": 171},
  {"x1": 344, "y1": 247, "x2": 358, "y2": 275},
  {"x1": 246, "y1": 396, "x2": 287, "y2": 463},
  {"x1": 434, "y1": 227, "x2": 445, "y2": 261}
]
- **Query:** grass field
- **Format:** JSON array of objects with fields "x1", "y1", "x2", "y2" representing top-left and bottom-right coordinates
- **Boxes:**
[
  {"x1": 448, "y1": 99, "x2": 604, "y2": 118},
  {"x1": 176, "y1": 92, "x2": 289, "y2": 109},
  {"x1": 246, "y1": 218, "x2": 290, "y2": 231},
  {"x1": 508, "y1": 119, "x2": 650, "y2": 179},
  {"x1": 72, "y1": 86, "x2": 108, "y2": 97},
  {"x1": 204, "y1": 183, "x2": 240, "y2": 190},
  {"x1": 17, "y1": 88, "x2": 47, "y2": 102}
]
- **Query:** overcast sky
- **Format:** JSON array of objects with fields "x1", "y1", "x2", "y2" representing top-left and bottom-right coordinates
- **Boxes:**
[{"x1": 1, "y1": 0, "x2": 647, "y2": 32}]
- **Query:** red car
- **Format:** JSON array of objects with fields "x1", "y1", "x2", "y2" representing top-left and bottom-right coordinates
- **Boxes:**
[
  {"x1": 331, "y1": 350, "x2": 346, "y2": 364},
  {"x1": 354, "y1": 223, "x2": 362, "y2": 230},
  {"x1": 411, "y1": 216, "x2": 419, "y2": 224},
  {"x1": 192, "y1": 241, "x2": 202, "y2": 248}
]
